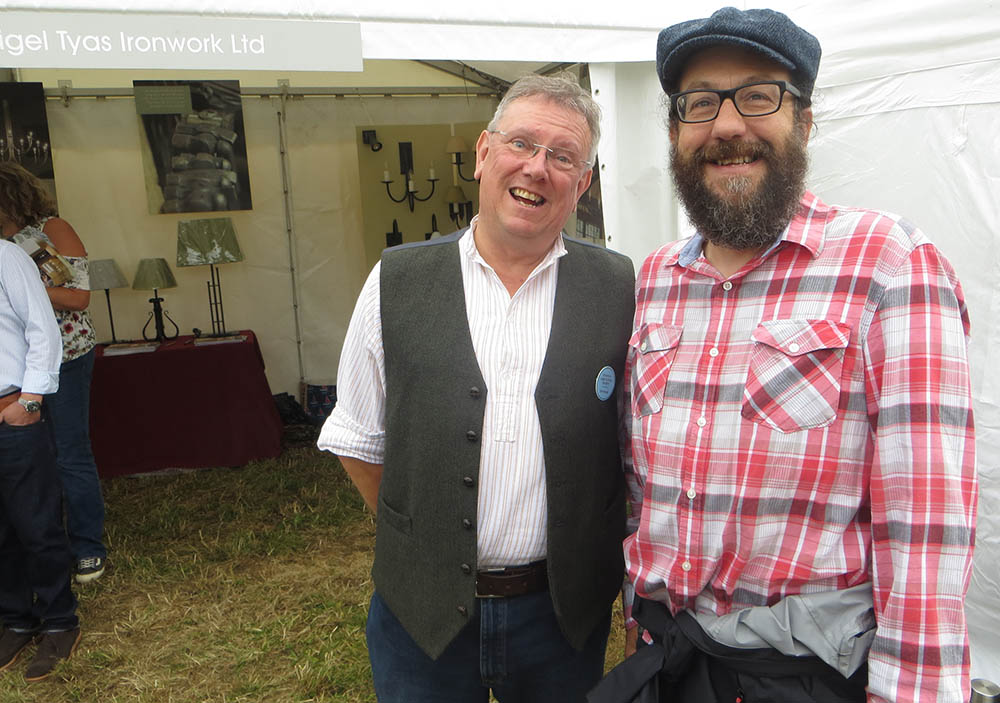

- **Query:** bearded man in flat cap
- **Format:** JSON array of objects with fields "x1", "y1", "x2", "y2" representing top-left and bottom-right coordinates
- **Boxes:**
[{"x1": 591, "y1": 7, "x2": 977, "y2": 703}]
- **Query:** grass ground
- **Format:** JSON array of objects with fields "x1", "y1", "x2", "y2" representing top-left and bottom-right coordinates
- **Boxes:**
[{"x1": 0, "y1": 437, "x2": 625, "y2": 702}]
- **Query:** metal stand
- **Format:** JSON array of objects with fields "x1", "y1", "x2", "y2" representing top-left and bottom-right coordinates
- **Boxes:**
[
  {"x1": 142, "y1": 289, "x2": 179, "y2": 342},
  {"x1": 103, "y1": 288, "x2": 119, "y2": 343},
  {"x1": 208, "y1": 263, "x2": 227, "y2": 336}
]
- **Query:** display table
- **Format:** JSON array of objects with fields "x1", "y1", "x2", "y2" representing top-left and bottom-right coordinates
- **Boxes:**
[{"x1": 90, "y1": 330, "x2": 283, "y2": 478}]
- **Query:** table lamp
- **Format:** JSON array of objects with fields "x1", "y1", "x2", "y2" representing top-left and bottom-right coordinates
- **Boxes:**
[
  {"x1": 176, "y1": 217, "x2": 244, "y2": 336},
  {"x1": 88, "y1": 258, "x2": 128, "y2": 343},
  {"x1": 132, "y1": 258, "x2": 179, "y2": 342}
]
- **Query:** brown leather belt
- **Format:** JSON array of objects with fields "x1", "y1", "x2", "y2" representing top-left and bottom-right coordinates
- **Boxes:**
[{"x1": 476, "y1": 560, "x2": 548, "y2": 598}]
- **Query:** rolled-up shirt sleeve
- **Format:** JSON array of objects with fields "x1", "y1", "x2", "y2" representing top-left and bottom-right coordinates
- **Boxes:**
[
  {"x1": 317, "y1": 262, "x2": 386, "y2": 463},
  {"x1": 5, "y1": 243, "x2": 61, "y2": 394}
]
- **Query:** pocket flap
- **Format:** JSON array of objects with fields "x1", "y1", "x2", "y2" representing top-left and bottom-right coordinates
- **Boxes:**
[
  {"x1": 751, "y1": 319, "x2": 851, "y2": 356},
  {"x1": 631, "y1": 322, "x2": 684, "y2": 355}
]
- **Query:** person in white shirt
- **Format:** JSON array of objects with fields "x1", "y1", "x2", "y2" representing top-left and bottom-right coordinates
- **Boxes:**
[
  {"x1": 318, "y1": 74, "x2": 635, "y2": 702},
  {"x1": 0, "y1": 238, "x2": 82, "y2": 682}
]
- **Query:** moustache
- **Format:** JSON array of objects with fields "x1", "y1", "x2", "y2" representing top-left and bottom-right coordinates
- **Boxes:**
[{"x1": 694, "y1": 140, "x2": 773, "y2": 166}]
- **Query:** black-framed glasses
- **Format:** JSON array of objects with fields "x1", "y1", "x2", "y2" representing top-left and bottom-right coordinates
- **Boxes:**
[
  {"x1": 487, "y1": 130, "x2": 592, "y2": 172},
  {"x1": 671, "y1": 81, "x2": 802, "y2": 124}
]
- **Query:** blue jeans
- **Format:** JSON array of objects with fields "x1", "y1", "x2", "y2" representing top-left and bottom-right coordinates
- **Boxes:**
[
  {"x1": 0, "y1": 419, "x2": 78, "y2": 631},
  {"x1": 367, "y1": 589, "x2": 611, "y2": 703},
  {"x1": 47, "y1": 348, "x2": 106, "y2": 560}
]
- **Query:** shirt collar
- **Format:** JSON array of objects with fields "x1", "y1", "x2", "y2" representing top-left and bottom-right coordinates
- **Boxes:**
[
  {"x1": 461, "y1": 216, "x2": 568, "y2": 275},
  {"x1": 673, "y1": 190, "x2": 830, "y2": 268}
]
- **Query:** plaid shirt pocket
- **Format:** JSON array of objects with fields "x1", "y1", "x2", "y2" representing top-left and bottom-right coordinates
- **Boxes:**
[
  {"x1": 630, "y1": 322, "x2": 684, "y2": 417},
  {"x1": 742, "y1": 319, "x2": 852, "y2": 433}
]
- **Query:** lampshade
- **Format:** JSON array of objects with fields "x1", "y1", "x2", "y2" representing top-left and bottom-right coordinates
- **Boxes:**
[
  {"x1": 176, "y1": 217, "x2": 244, "y2": 267},
  {"x1": 445, "y1": 135, "x2": 469, "y2": 154},
  {"x1": 88, "y1": 259, "x2": 129, "y2": 290},
  {"x1": 445, "y1": 185, "x2": 468, "y2": 204},
  {"x1": 132, "y1": 258, "x2": 178, "y2": 290}
]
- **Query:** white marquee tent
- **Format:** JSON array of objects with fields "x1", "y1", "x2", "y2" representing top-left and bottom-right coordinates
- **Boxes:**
[{"x1": 5, "y1": 0, "x2": 1000, "y2": 684}]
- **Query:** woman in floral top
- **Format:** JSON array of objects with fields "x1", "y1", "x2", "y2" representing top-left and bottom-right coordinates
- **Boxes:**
[{"x1": 0, "y1": 162, "x2": 106, "y2": 584}]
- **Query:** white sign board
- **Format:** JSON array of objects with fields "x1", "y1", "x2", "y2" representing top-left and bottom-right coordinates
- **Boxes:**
[{"x1": 0, "y1": 12, "x2": 362, "y2": 71}]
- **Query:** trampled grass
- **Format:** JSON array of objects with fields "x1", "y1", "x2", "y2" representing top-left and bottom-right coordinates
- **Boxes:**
[{"x1": 0, "y1": 439, "x2": 625, "y2": 702}]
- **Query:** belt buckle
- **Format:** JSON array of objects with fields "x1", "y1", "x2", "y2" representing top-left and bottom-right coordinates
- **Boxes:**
[{"x1": 475, "y1": 567, "x2": 507, "y2": 599}]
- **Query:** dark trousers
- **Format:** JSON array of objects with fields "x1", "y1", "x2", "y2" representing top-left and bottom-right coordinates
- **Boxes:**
[
  {"x1": 47, "y1": 349, "x2": 106, "y2": 560},
  {"x1": 368, "y1": 589, "x2": 611, "y2": 703},
  {"x1": 0, "y1": 418, "x2": 78, "y2": 632}
]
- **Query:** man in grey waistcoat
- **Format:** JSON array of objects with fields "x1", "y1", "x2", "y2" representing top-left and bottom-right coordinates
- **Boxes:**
[{"x1": 318, "y1": 73, "x2": 635, "y2": 702}]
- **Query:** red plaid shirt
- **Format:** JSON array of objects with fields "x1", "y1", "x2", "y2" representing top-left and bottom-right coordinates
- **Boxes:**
[{"x1": 624, "y1": 192, "x2": 977, "y2": 703}]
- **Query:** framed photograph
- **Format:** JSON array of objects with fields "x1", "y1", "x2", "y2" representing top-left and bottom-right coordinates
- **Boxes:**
[
  {"x1": 134, "y1": 79, "x2": 253, "y2": 215},
  {"x1": 0, "y1": 82, "x2": 57, "y2": 201}
]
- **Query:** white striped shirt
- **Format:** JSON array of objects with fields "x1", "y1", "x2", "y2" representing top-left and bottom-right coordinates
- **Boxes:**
[
  {"x1": 0, "y1": 239, "x2": 61, "y2": 396},
  {"x1": 318, "y1": 223, "x2": 565, "y2": 567}
]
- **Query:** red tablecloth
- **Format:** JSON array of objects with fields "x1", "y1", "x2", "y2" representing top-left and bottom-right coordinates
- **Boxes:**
[{"x1": 90, "y1": 330, "x2": 283, "y2": 478}]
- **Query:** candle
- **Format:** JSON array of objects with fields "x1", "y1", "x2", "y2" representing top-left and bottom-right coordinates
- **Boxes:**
[
  {"x1": 429, "y1": 161, "x2": 436, "y2": 180},
  {"x1": 383, "y1": 170, "x2": 391, "y2": 182}
]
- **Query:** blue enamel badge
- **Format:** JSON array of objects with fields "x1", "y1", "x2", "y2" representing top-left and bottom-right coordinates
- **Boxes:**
[{"x1": 595, "y1": 366, "x2": 616, "y2": 401}]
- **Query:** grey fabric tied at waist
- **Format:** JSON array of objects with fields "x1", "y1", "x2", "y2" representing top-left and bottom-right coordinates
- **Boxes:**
[{"x1": 587, "y1": 596, "x2": 869, "y2": 703}]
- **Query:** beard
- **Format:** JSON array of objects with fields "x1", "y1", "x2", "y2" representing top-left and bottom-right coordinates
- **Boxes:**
[{"x1": 669, "y1": 126, "x2": 808, "y2": 251}]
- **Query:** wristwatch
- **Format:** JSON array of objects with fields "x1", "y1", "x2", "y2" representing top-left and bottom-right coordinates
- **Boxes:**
[{"x1": 17, "y1": 397, "x2": 42, "y2": 413}]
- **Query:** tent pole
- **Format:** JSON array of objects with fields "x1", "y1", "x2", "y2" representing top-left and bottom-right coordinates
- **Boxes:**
[{"x1": 276, "y1": 86, "x2": 306, "y2": 390}]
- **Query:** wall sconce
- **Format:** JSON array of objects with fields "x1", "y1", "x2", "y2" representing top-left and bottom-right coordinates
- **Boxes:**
[
  {"x1": 382, "y1": 142, "x2": 438, "y2": 212},
  {"x1": 362, "y1": 129, "x2": 383, "y2": 152},
  {"x1": 446, "y1": 185, "x2": 474, "y2": 228},
  {"x1": 88, "y1": 258, "x2": 129, "y2": 343},
  {"x1": 176, "y1": 217, "x2": 244, "y2": 337},
  {"x1": 425, "y1": 214, "x2": 442, "y2": 240},
  {"x1": 132, "y1": 258, "x2": 179, "y2": 343},
  {"x1": 386, "y1": 219, "x2": 403, "y2": 248},
  {"x1": 445, "y1": 135, "x2": 476, "y2": 183}
]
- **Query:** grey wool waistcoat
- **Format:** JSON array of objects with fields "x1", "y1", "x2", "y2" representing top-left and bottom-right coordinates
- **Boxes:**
[{"x1": 375, "y1": 231, "x2": 636, "y2": 660}]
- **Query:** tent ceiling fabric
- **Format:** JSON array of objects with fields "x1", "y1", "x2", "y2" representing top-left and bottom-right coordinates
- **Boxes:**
[{"x1": 10, "y1": 1, "x2": 999, "y2": 77}]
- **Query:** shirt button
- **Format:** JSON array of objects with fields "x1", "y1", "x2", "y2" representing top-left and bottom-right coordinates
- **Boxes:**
[
  {"x1": 681, "y1": 561, "x2": 692, "y2": 572},
  {"x1": 457, "y1": 605, "x2": 468, "y2": 617},
  {"x1": 461, "y1": 563, "x2": 472, "y2": 575},
  {"x1": 788, "y1": 343, "x2": 800, "y2": 353},
  {"x1": 640, "y1": 341, "x2": 648, "y2": 352},
  {"x1": 463, "y1": 476, "x2": 475, "y2": 487},
  {"x1": 722, "y1": 281, "x2": 733, "y2": 291},
  {"x1": 462, "y1": 518, "x2": 473, "y2": 530},
  {"x1": 686, "y1": 488, "x2": 697, "y2": 500},
  {"x1": 469, "y1": 386, "x2": 481, "y2": 398},
  {"x1": 708, "y1": 347, "x2": 719, "y2": 357},
  {"x1": 466, "y1": 430, "x2": 478, "y2": 442},
  {"x1": 696, "y1": 417, "x2": 707, "y2": 427}
]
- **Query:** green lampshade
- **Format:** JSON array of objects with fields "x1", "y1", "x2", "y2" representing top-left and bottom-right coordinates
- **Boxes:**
[
  {"x1": 89, "y1": 258, "x2": 129, "y2": 290},
  {"x1": 176, "y1": 217, "x2": 244, "y2": 267},
  {"x1": 132, "y1": 258, "x2": 177, "y2": 290}
]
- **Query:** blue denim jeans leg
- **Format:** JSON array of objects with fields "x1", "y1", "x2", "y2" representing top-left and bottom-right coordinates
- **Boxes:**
[
  {"x1": 0, "y1": 419, "x2": 78, "y2": 631},
  {"x1": 46, "y1": 348, "x2": 106, "y2": 560},
  {"x1": 367, "y1": 589, "x2": 610, "y2": 703}
]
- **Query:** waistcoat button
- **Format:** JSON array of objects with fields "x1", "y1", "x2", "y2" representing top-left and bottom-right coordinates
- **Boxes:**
[
  {"x1": 463, "y1": 476, "x2": 475, "y2": 487},
  {"x1": 469, "y1": 386, "x2": 481, "y2": 398},
  {"x1": 466, "y1": 430, "x2": 478, "y2": 442},
  {"x1": 461, "y1": 563, "x2": 472, "y2": 574}
]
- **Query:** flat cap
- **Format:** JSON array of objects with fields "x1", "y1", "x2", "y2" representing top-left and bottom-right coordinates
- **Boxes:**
[{"x1": 656, "y1": 7, "x2": 821, "y2": 104}]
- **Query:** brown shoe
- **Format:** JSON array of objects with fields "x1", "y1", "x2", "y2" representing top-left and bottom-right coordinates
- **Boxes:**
[
  {"x1": 24, "y1": 628, "x2": 80, "y2": 682},
  {"x1": 0, "y1": 628, "x2": 36, "y2": 672}
]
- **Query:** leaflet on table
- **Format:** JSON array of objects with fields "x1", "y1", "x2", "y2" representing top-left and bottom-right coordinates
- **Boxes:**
[
  {"x1": 102, "y1": 341, "x2": 160, "y2": 356},
  {"x1": 192, "y1": 334, "x2": 247, "y2": 346}
]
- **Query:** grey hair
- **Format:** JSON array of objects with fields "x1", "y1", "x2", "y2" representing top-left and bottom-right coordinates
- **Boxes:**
[{"x1": 487, "y1": 73, "x2": 601, "y2": 165}]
